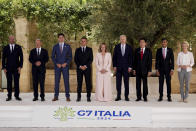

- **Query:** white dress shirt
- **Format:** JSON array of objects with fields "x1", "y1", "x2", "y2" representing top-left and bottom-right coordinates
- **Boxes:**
[
  {"x1": 36, "y1": 47, "x2": 41, "y2": 55},
  {"x1": 162, "y1": 47, "x2": 167, "y2": 58},
  {"x1": 9, "y1": 44, "x2": 15, "y2": 52}
]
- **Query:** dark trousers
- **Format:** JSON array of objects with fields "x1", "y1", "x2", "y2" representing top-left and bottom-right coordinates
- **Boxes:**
[
  {"x1": 54, "y1": 67, "x2": 70, "y2": 98},
  {"x1": 32, "y1": 67, "x2": 46, "y2": 98},
  {"x1": 77, "y1": 68, "x2": 92, "y2": 98},
  {"x1": 136, "y1": 73, "x2": 148, "y2": 99},
  {"x1": 116, "y1": 67, "x2": 129, "y2": 98},
  {"x1": 6, "y1": 68, "x2": 20, "y2": 98},
  {"x1": 159, "y1": 71, "x2": 171, "y2": 98}
]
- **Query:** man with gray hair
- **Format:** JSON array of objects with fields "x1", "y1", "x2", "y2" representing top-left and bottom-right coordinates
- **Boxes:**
[
  {"x1": 29, "y1": 39, "x2": 49, "y2": 101},
  {"x1": 113, "y1": 35, "x2": 133, "y2": 101}
]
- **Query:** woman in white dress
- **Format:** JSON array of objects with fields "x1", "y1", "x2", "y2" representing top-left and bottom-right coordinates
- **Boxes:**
[{"x1": 95, "y1": 43, "x2": 112, "y2": 101}]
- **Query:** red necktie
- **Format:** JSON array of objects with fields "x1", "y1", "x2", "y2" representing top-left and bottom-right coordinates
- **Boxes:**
[{"x1": 140, "y1": 48, "x2": 143, "y2": 60}]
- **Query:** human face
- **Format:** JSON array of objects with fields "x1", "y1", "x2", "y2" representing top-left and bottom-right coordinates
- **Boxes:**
[
  {"x1": 120, "y1": 36, "x2": 126, "y2": 44},
  {"x1": 139, "y1": 40, "x2": 146, "y2": 48},
  {"x1": 101, "y1": 44, "x2": 106, "y2": 53},
  {"x1": 36, "y1": 40, "x2": 42, "y2": 48},
  {"x1": 58, "y1": 35, "x2": 65, "y2": 43},
  {"x1": 80, "y1": 39, "x2": 87, "y2": 47},
  {"x1": 9, "y1": 36, "x2": 15, "y2": 44},
  {"x1": 182, "y1": 43, "x2": 188, "y2": 52},
  {"x1": 162, "y1": 40, "x2": 168, "y2": 48}
]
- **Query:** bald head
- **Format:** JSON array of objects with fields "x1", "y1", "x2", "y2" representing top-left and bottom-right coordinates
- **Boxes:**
[{"x1": 9, "y1": 35, "x2": 15, "y2": 44}]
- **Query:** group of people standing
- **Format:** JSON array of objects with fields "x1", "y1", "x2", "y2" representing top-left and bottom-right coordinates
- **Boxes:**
[{"x1": 1, "y1": 34, "x2": 194, "y2": 103}]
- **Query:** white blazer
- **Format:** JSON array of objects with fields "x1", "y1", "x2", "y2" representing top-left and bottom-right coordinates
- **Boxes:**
[{"x1": 177, "y1": 51, "x2": 194, "y2": 72}]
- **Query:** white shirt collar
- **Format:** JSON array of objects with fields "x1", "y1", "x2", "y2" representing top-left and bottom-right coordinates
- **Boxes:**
[{"x1": 81, "y1": 46, "x2": 86, "y2": 48}]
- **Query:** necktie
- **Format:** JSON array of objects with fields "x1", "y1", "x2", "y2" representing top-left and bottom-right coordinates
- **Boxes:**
[
  {"x1": 163, "y1": 48, "x2": 166, "y2": 59},
  {"x1": 122, "y1": 45, "x2": 125, "y2": 56},
  {"x1": 60, "y1": 44, "x2": 63, "y2": 53},
  {"x1": 140, "y1": 48, "x2": 143, "y2": 60}
]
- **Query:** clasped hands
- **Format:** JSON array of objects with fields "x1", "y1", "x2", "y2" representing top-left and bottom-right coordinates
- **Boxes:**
[{"x1": 57, "y1": 63, "x2": 67, "y2": 68}]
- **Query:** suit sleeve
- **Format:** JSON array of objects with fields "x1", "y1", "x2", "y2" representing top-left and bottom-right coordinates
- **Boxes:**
[
  {"x1": 95, "y1": 54, "x2": 102, "y2": 71},
  {"x1": 19, "y1": 46, "x2": 23, "y2": 68},
  {"x1": 155, "y1": 49, "x2": 159, "y2": 70},
  {"x1": 106, "y1": 53, "x2": 112, "y2": 71},
  {"x1": 2, "y1": 46, "x2": 7, "y2": 69},
  {"x1": 51, "y1": 46, "x2": 57, "y2": 65},
  {"x1": 29, "y1": 50, "x2": 34, "y2": 64},
  {"x1": 148, "y1": 49, "x2": 152, "y2": 72},
  {"x1": 44, "y1": 49, "x2": 49, "y2": 63},
  {"x1": 74, "y1": 49, "x2": 80, "y2": 67},
  {"x1": 129, "y1": 46, "x2": 133, "y2": 69},
  {"x1": 170, "y1": 49, "x2": 174, "y2": 70},
  {"x1": 133, "y1": 49, "x2": 137, "y2": 71},
  {"x1": 66, "y1": 46, "x2": 72, "y2": 65},
  {"x1": 86, "y1": 48, "x2": 93, "y2": 68},
  {"x1": 112, "y1": 45, "x2": 117, "y2": 67}
]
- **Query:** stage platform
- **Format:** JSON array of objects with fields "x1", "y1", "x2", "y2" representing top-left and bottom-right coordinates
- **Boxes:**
[{"x1": 0, "y1": 93, "x2": 196, "y2": 129}]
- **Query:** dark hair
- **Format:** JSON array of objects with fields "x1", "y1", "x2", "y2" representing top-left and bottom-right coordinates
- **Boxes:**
[
  {"x1": 58, "y1": 33, "x2": 65, "y2": 37},
  {"x1": 139, "y1": 38, "x2": 146, "y2": 42},
  {"x1": 81, "y1": 36, "x2": 87, "y2": 40},
  {"x1": 161, "y1": 38, "x2": 168, "y2": 42}
]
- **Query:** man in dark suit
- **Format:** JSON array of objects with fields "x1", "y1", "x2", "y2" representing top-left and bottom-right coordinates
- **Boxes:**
[
  {"x1": 113, "y1": 35, "x2": 133, "y2": 101},
  {"x1": 133, "y1": 38, "x2": 152, "y2": 102},
  {"x1": 2, "y1": 35, "x2": 23, "y2": 101},
  {"x1": 29, "y1": 39, "x2": 49, "y2": 101},
  {"x1": 74, "y1": 36, "x2": 93, "y2": 102},
  {"x1": 155, "y1": 38, "x2": 174, "y2": 102},
  {"x1": 51, "y1": 33, "x2": 72, "y2": 101}
]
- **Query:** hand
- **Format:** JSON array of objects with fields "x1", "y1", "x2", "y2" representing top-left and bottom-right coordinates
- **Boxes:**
[
  {"x1": 62, "y1": 63, "x2": 67, "y2": 68},
  {"x1": 181, "y1": 65, "x2": 187, "y2": 69},
  {"x1": 128, "y1": 68, "x2": 132, "y2": 73},
  {"x1": 3, "y1": 69, "x2": 7, "y2": 74},
  {"x1": 148, "y1": 72, "x2": 152, "y2": 77},
  {"x1": 170, "y1": 70, "x2": 174, "y2": 76},
  {"x1": 80, "y1": 66, "x2": 86, "y2": 71},
  {"x1": 113, "y1": 67, "x2": 117, "y2": 72},
  {"x1": 156, "y1": 70, "x2": 160, "y2": 76},
  {"x1": 35, "y1": 61, "x2": 41, "y2": 66},
  {"x1": 83, "y1": 65, "x2": 87, "y2": 70},
  {"x1": 133, "y1": 70, "x2": 136, "y2": 75},
  {"x1": 18, "y1": 67, "x2": 21, "y2": 74},
  {"x1": 57, "y1": 64, "x2": 61, "y2": 68},
  {"x1": 100, "y1": 69, "x2": 107, "y2": 74}
]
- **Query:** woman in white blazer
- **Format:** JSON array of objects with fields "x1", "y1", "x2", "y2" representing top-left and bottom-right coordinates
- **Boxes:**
[
  {"x1": 177, "y1": 41, "x2": 194, "y2": 103},
  {"x1": 95, "y1": 43, "x2": 112, "y2": 101}
]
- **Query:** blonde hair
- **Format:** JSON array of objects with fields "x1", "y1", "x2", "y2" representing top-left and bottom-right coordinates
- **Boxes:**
[
  {"x1": 98, "y1": 43, "x2": 108, "y2": 52},
  {"x1": 181, "y1": 41, "x2": 189, "y2": 48}
]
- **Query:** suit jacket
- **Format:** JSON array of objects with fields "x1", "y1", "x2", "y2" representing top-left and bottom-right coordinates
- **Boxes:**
[
  {"x1": 112, "y1": 44, "x2": 133, "y2": 69},
  {"x1": 51, "y1": 43, "x2": 72, "y2": 68},
  {"x1": 2, "y1": 44, "x2": 23, "y2": 70},
  {"x1": 74, "y1": 46, "x2": 93, "y2": 69},
  {"x1": 133, "y1": 47, "x2": 152, "y2": 75},
  {"x1": 29, "y1": 48, "x2": 49, "y2": 72},
  {"x1": 155, "y1": 47, "x2": 174, "y2": 73}
]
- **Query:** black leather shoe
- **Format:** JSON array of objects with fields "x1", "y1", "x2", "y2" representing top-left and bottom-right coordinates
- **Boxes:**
[
  {"x1": 33, "y1": 98, "x2": 38, "y2": 101},
  {"x1": 15, "y1": 97, "x2": 22, "y2": 101},
  {"x1": 144, "y1": 97, "x2": 148, "y2": 102},
  {"x1": 168, "y1": 98, "x2": 172, "y2": 102},
  {"x1": 76, "y1": 97, "x2": 81, "y2": 102},
  {"x1": 41, "y1": 98, "x2": 45, "y2": 101},
  {"x1": 135, "y1": 98, "x2": 141, "y2": 101},
  {"x1": 115, "y1": 97, "x2": 121, "y2": 101},
  {"x1": 158, "y1": 97, "x2": 163, "y2": 102},
  {"x1": 6, "y1": 97, "x2": 12, "y2": 101},
  {"x1": 125, "y1": 97, "x2": 129, "y2": 101},
  {"x1": 87, "y1": 97, "x2": 91, "y2": 102}
]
